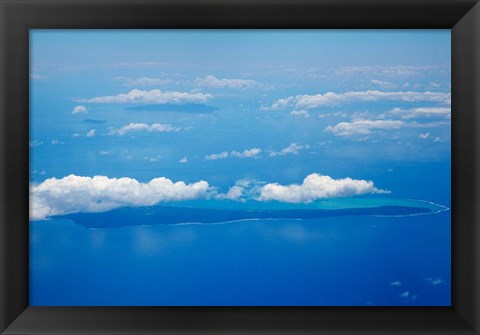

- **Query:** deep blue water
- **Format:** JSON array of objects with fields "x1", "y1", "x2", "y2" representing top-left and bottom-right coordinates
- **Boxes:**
[{"x1": 30, "y1": 208, "x2": 450, "y2": 306}]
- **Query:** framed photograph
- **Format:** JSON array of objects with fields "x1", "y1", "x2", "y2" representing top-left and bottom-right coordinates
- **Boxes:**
[{"x1": 1, "y1": 0, "x2": 479, "y2": 334}]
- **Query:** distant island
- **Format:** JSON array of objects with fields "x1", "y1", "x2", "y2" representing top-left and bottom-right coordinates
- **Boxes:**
[{"x1": 55, "y1": 198, "x2": 448, "y2": 228}]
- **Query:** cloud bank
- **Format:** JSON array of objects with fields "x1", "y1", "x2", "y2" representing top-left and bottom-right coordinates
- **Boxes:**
[
  {"x1": 79, "y1": 89, "x2": 212, "y2": 104},
  {"x1": 387, "y1": 107, "x2": 451, "y2": 119},
  {"x1": 370, "y1": 79, "x2": 396, "y2": 89},
  {"x1": 30, "y1": 172, "x2": 389, "y2": 219},
  {"x1": 113, "y1": 76, "x2": 173, "y2": 87},
  {"x1": 257, "y1": 173, "x2": 388, "y2": 203},
  {"x1": 265, "y1": 90, "x2": 451, "y2": 110},
  {"x1": 30, "y1": 175, "x2": 211, "y2": 220},
  {"x1": 335, "y1": 65, "x2": 446, "y2": 77},
  {"x1": 194, "y1": 75, "x2": 259, "y2": 89},
  {"x1": 325, "y1": 119, "x2": 405, "y2": 136}
]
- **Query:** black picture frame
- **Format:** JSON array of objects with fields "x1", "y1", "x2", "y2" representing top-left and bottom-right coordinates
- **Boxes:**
[{"x1": 1, "y1": 0, "x2": 479, "y2": 334}]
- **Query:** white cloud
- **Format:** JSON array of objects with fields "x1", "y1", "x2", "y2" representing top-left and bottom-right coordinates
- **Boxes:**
[
  {"x1": 335, "y1": 65, "x2": 444, "y2": 77},
  {"x1": 434, "y1": 137, "x2": 441, "y2": 142},
  {"x1": 216, "y1": 179, "x2": 263, "y2": 201},
  {"x1": 179, "y1": 156, "x2": 188, "y2": 163},
  {"x1": 390, "y1": 281, "x2": 402, "y2": 286},
  {"x1": 290, "y1": 110, "x2": 310, "y2": 118},
  {"x1": 79, "y1": 89, "x2": 212, "y2": 104},
  {"x1": 269, "y1": 143, "x2": 309, "y2": 157},
  {"x1": 30, "y1": 175, "x2": 211, "y2": 220},
  {"x1": 370, "y1": 79, "x2": 396, "y2": 89},
  {"x1": 205, "y1": 151, "x2": 229, "y2": 160},
  {"x1": 30, "y1": 173, "x2": 391, "y2": 219},
  {"x1": 72, "y1": 105, "x2": 88, "y2": 114},
  {"x1": 398, "y1": 290, "x2": 417, "y2": 303},
  {"x1": 99, "y1": 151, "x2": 110, "y2": 155},
  {"x1": 388, "y1": 107, "x2": 451, "y2": 119},
  {"x1": 318, "y1": 111, "x2": 348, "y2": 119},
  {"x1": 113, "y1": 76, "x2": 173, "y2": 87},
  {"x1": 425, "y1": 277, "x2": 445, "y2": 285},
  {"x1": 29, "y1": 140, "x2": 44, "y2": 147},
  {"x1": 257, "y1": 173, "x2": 388, "y2": 203},
  {"x1": 222, "y1": 185, "x2": 244, "y2": 200},
  {"x1": 419, "y1": 132, "x2": 430, "y2": 139},
  {"x1": 206, "y1": 148, "x2": 262, "y2": 160},
  {"x1": 325, "y1": 119, "x2": 405, "y2": 137},
  {"x1": 194, "y1": 75, "x2": 259, "y2": 89},
  {"x1": 281, "y1": 143, "x2": 307, "y2": 155},
  {"x1": 109, "y1": 123, "x2": 180, "y2": 136},
  {"x1": 231, "y1": 148, "x2": 262, "y2": 159},
  {"x1": 266, "y1": 90, "x2": 451, "y2": 110},
  {"x1": 73, "y1": 129, "x2": 98, "y2": 138}
]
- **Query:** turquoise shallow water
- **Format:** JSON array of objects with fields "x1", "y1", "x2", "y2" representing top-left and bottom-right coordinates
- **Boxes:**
[{"x1": 30, "y1": 206, "x2": 451, "y2": 306}]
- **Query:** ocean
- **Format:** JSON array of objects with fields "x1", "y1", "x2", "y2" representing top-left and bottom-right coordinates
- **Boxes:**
[
  {"x1": 29, "y1": 29, "x2": 452, "y2": 307},
  {"x1": 30, "y1": 205, "x2": 450, "y2": 306}
]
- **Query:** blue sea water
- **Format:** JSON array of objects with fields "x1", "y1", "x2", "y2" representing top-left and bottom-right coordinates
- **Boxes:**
[
  {"x1": 30, "y1": 209, "x2": 450, "y2": 306},
  {"x1": 28, "y1": 30, "x2": 452, "y2": 306}
]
